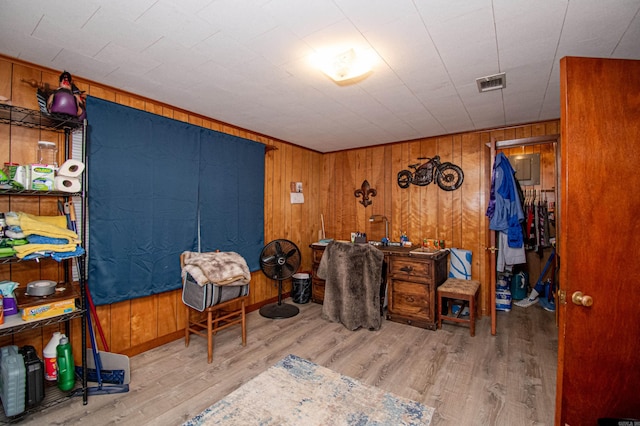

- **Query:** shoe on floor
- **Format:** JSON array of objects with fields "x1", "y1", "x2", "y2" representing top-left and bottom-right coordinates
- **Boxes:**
[
  {"x1": 451, "y1": 305, "x2": 470, "y2": 316},
  {"x1": 515, "y1": 296, "x2": 538, "y2": 308},
  {"x1": 539, "y1": 297, "x2": 556, "y2": 312}
]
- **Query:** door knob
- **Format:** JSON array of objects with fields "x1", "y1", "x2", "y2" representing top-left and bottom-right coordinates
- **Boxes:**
[{"x1": 571, "y1": 291, "x2": 593, "y2": 307}]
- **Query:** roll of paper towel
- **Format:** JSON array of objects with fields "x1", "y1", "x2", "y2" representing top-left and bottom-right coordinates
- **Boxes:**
[
  {"x1": 57, "y1": 159, "x2": 85, "y2": 177},
  {"x1": 54, "y1": 176, "x2": 81, "y2": 193}
]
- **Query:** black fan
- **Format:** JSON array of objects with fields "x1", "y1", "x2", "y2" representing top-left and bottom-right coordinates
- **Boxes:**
[{"x1": 259, "y1": 239, "x2": 302, "y2": 319}]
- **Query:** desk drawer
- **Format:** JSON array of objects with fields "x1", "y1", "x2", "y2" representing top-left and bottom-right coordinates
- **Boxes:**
[
  {"x1": 311, "y1": 278, "x2": 325, "y2": 304},
  {"x1": 312, "y1": 247, "x2": 325, "y2": 263},
  {"x1": 389, "y1": 280, "x2": 431, "y2": 315},
  {"x1": 389, "y1": 257, "x2": 432, "y2": 280},
  {"x1": 387, "y1": 279, "x2": 435, "y2": 328}
]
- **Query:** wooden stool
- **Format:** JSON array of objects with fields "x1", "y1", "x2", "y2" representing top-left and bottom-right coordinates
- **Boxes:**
[
  {"x1": 185, "y1": 295, "x2": 248, "y2": 363},
  {"x1": 437, "y1": 278, "x2": 480, "y2": 336},
  {"x1": 181, "y1": 252, "x2": 248, "y2": 363}
]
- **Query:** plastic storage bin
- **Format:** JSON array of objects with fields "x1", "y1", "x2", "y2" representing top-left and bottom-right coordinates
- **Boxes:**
[
  {"x1": 0, "y1": 345, "x2": 26, "y2": 417},
  {"x1": 496, "y1": 289, "x2": 512, "y2": 312},
  {"x1": 182, "y1": 272, "x2": 249, "y2": 312}
]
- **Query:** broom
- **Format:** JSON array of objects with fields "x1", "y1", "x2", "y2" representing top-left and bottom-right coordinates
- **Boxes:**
[{"x1": 73, "y1": 291, "x2": 129, "y2": 395}]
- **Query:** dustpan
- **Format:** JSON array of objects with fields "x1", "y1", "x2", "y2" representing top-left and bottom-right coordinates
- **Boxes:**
[
  {"x1": 83, "y1": 283, "x2": 130, "y2": 384},
  {"x1": 80, "y1": 348, "x2": 131, "y2": 385},
  {"x1": 73, "y1": 291, "x2": 130, "y2": 396}
]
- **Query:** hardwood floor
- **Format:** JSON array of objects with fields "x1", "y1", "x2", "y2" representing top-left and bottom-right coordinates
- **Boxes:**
[{"x1": 21, "y1": 301, "x2": 557, "y2": 425}]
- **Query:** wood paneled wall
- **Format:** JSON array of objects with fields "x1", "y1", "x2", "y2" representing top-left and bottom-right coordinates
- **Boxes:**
[
  {"x1": 0, "y1": 56, "x2": 323, "y2": 359},
  {"x1": 321, "y1": 122, "x2": 559, "y2": 317},
  {"x1": 0, "y1": 55, "x2": 558, "y2": 359}
]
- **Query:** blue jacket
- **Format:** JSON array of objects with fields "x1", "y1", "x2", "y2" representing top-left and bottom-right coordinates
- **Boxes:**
[{"x1": 486, "y1": 153, "x2": 524, "y2": 248}]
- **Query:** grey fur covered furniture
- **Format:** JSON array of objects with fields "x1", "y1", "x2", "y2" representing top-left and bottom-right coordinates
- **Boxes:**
[{"x1": 317, "y1": 241, "x2": 384, "y2": 330}]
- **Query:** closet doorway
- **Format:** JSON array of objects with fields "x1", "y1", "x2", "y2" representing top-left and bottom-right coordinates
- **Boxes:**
[
  {"x1": 487, "y1": 134, "x2": 559, "y2": 335},
  {"x1": 487, "y1": 57, "x2": 640, "y2": 422}
]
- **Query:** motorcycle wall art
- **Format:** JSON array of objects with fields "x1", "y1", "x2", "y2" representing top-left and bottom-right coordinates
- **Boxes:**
[{"x1": 397, "y1": 155, "x2": 464, "y2": 191}]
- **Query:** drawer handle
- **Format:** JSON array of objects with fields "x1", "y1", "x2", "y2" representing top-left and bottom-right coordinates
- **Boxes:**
[
  {"x1": 400, "y1": 266, "x2": 413, "y2": 273},
  {"x1": 405, "y1": 296, "x2": 415, "y2": 303}
]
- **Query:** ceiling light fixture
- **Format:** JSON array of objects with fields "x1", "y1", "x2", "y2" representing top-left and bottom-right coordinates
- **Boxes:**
[{"x1": 310, "y1": 48, "x2": 376, "y2": 84}]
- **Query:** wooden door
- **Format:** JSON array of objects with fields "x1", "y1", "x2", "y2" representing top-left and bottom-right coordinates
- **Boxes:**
[{"x1": 556, "y1": 57, "x2": 640, "y2": 424}]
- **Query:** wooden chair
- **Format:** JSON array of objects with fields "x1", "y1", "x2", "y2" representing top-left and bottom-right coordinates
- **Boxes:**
[
  {"x1": 437, "y1": 278, "x2": 480, "y2": 336},
  {"x1": 181, "y1": 253, "x2": 249, "y2": 363}
]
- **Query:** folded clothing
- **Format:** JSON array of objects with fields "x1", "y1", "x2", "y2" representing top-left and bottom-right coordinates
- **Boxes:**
[
  {"x1": 51, "y1": 246, "x2": 85, "y2": 261},
  {"x1": 27, "y1": 235, "x2": 69, "y2": 245},
  {"x1": 12, "y1": 212, "x2": 79, "y2": 244},
  {"x1": 14, "y1": 243, "x2": 78, "y2": 259},
  {"x1": 0, "y1": 238, "x2": 27, "y2": 247},
  {"x1": 18, "y1": 212, "x2": 80, "y2": 244},
  {"x1": 5, "y1": 212, "x2": 67, "y2": 228},
  {"x1": 0, "y1": 247, "x2": 15, "y2": 258},
  {"x1": 4, "y1": 226, "x2": 25, "y2": 239}
]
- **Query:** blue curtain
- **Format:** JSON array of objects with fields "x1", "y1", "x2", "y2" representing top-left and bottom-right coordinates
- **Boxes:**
[
  {"x1": 199, "y1": 131, "x2": 265, "y2": 257},
  {"x1": 86, "y1": 97, "x2": 264, "y2": 305}
]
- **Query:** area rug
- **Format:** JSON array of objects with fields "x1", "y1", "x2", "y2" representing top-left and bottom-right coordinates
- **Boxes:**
[{"x1": 183, "y1": 354, "x2": 434, "y2": 425}]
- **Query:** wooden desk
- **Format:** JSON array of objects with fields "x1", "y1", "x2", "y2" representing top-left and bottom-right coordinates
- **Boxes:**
[{"x1": 310, "y1": 243, "x2": 449, "y2": 330}]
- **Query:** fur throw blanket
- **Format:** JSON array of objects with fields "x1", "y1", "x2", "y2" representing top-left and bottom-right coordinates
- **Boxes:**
[
  {"x1": 317, "y1": 241, "x2": 384, "y2": 330},
  {"x1": 182, "y1": 251, "x2": 251, "y2": 286}
]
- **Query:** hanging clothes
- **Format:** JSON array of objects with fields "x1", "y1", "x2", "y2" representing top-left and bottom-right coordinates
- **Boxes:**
[
  {"x1": 497, "y1": 231, "x2": 526, "y2": 273},
  {"x1": 522, "y1": 191, "x2": 554, "y2": 254},
  {"x1": 487, "y1": 153, "x2": 526, "y2": 272},
  {"x1": 536, "y1": 199, "x2": 554, "y2": 254},
  {"x1": 526, "y1": 197, "x2": 536, "y2": 250}
]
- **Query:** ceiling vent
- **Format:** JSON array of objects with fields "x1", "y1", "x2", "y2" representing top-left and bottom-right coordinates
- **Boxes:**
[{"x1": 476, "y1": 72, "x2": 506, "y2": 93}]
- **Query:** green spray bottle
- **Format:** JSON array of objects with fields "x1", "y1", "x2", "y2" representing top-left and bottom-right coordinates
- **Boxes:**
[{"x1": 56, "y1": 334, "x2": 75, "y2": 391}]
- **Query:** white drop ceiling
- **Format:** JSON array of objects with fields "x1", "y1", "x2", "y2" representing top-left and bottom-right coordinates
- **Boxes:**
[{"x1": 1, "y1": 0, "x2": 639, "y2": 152}]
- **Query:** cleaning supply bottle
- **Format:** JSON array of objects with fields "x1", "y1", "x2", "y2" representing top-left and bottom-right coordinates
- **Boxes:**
[
  {"x1": 43, "y1": 331, "x2": 62, "y2": 381},
  {"x1": 56, "y1": 334, "x2": 75, "y2": 391},
  {"x1": 0, "y1": 345, "x2": 26, "y2": 416}
]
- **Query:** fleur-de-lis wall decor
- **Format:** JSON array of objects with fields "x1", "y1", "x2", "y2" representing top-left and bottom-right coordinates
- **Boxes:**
[{"x1": 354, "y1": 180, "x2": 377, "y2": 207}]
